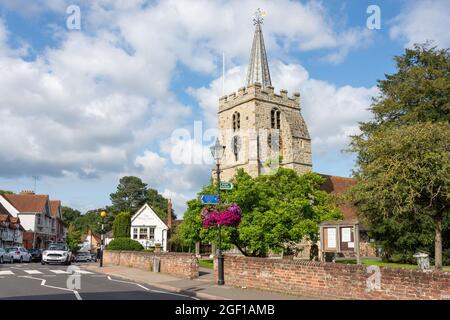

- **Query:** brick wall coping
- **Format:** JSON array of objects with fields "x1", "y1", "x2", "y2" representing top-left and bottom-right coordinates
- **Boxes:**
[
  {"x1": 223, "y1": 255, "x2": 449, "y2": 278},
  {"x1": 105, "y1": 250, "x2": 196, "y2": 257}
]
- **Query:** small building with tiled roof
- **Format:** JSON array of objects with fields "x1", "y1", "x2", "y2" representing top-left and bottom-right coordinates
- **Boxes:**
[
  {"x1": 0, "y1": 203, "x2": 24, "y2": 248},
  {"x1": 318, "y1": 174, "x2": 376, "y2": 258},
  {"x1": 0, "y1": 191, "x2": 66, "y2": 249},
  {"x1": 319, "y1": 174, "x2": 358, "y2": 221}
]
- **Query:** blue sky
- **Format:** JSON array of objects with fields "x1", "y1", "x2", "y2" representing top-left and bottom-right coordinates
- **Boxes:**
[{"x1": 0, "y1": 0, "x2": 448, "y2": 216}]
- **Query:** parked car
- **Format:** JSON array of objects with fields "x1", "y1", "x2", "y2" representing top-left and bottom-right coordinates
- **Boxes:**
[
  {"x1": 0, "y1": 248, "x2": 14, "y2": 264},
  {"x1": 28, "y1": 249, "x2": 42, "y2": 262},
  {"x1": 74, "y1": 251, "x2": 92, "y2": 262},
  {"x1": 91, "y1": 253, "x2": 97, "y2": 262},
  {"x1": 42, "y1": 242, "x2": 72, "y2": 265},
  {"x1": 6, "y1": 247, "x2": 32, "y2": 263}
]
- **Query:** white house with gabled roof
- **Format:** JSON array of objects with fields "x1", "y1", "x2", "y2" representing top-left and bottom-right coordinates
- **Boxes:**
[{"x1": 131, "y1": 203, "x2": 169, "y2": 251}]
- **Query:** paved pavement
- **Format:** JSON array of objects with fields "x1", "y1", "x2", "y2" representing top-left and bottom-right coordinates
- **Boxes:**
[
  {"x1": 81, "y1": 264, "x2": 323, "y2": 300},
  {"x1": 0, "y1": 262, "x2": 197, "y2": 300}
]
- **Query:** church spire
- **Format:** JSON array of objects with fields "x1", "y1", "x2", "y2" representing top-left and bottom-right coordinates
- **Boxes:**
[{"x1": 246, "y1": 8, "x2": 272, "y2": 88}]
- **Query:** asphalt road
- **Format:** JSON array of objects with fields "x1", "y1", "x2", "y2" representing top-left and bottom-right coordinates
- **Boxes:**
[{"x1": 0, "y1": 262, "x2": 198, "y2": 300}]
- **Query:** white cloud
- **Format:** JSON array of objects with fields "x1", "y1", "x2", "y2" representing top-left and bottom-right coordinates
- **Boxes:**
[
  {"x1": 390, "y1": 0, "x2": 450, "y2": 48},
  {"x1": 0, "y1": 1, "x2": 379, "y2": 214}
]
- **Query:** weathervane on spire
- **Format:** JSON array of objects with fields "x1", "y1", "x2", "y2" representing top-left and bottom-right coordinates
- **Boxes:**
[{"x1": 252, "y1": 8, "x2": 266, "y2": 25}]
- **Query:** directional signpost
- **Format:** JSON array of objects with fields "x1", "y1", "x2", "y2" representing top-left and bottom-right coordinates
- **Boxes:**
[
  {"x1": 201, "y1": 194, "x2": 220, "y2": 205},
  {"x1": 219, "y1": 181, "x2": 233, "y2": 190}
]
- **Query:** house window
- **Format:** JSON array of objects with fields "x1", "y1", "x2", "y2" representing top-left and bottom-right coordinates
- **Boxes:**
[
  {"x1": 133, "y1": 228, "x2": 138, "y2": 240},
  {"x1": 232, "y1": 112, "x2": 240, "y2": 131},
  {"x1": 139, "y1": 228, "x2": 148, "y2": 239},
  {"x1": 37, "y1": 215, "x2": 41, "y2": 225},
  {"x1": 271, "y1": 109, "x2": 281, "y2": 129},
  {"x1": 149, "y1": 227, "x2": 155, "y2": 240}
]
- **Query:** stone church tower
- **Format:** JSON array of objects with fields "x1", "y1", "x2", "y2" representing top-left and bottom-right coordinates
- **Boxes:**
[{"x1": 218, "y1": 9, "x2": 312, "y2": 182}]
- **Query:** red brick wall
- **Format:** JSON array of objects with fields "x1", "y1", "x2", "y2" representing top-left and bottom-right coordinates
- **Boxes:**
[
  {"x1": 214, "y1": 255, "x2": 450, "y2": 300},
  {"x1": 104, "y1": 250, "x2": 199, "y2": 279}
]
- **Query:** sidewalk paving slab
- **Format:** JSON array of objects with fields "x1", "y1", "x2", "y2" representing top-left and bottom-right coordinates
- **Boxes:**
[{"x1": 80, "y1": 264, "x2": 325, "y2": 300}]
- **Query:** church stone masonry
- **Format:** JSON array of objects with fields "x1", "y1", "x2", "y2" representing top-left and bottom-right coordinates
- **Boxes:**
[{"x1": 217, "y1": 9, "x2": 312, "y2": 182}]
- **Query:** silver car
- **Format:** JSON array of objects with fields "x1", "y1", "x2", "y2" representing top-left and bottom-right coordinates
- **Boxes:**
[
  {"x1": 6, "y1": 247, "x2": 32, "y2": 263},
  {"x1": 0, "y1": 248, "x2": 14, "y2": 263}
]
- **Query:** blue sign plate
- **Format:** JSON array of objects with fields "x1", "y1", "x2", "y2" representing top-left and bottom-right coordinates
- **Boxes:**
[{"x1": 201, "y1": 194, "x2": 219, "y2": 205}]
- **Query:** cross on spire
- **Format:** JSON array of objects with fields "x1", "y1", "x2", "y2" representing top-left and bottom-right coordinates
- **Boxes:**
[{"x1": 246, "y1": 8, "x2": 272, "y2": 88}]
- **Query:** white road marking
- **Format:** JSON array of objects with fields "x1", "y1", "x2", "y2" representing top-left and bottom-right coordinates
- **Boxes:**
[
  {"x1": 106, "y1": 276, "x2": 198, "y2": 300},
  {"x1": 0, "y1": 271, "x2": 14, "y2": 275},
  {"x1": 20, "y1": 276, "x2": 82, "y2": 300},
  {"x1": 75, "y1": 270, "x2": 93, "y2": 274},
  {"x1": 50, "y1": 270, "x2": 69, "y2": 274},
  {"x1": 24, "y1": 270, "x2": 43, "y2": 274}
]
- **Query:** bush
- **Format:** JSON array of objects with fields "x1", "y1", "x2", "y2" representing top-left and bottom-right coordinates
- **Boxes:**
[{"x1": 106, "y1": 237, "x2": 144, "y2": 251}]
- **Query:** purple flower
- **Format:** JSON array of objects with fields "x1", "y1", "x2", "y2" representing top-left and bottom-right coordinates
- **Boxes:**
[{"x1": 202, "y1": 204, "x2": 242, "y2": 228}]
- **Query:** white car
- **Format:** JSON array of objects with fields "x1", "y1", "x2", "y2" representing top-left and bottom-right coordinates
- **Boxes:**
[
  {"x1": 0, "y1": 248, "x2": 14, "y2": 263},
  {"x1": 6, "y1": 247, "x2": 32, "y2": 263},
  {"x1": 42, "y1": 243, "x2": 72, "y2": 265}
]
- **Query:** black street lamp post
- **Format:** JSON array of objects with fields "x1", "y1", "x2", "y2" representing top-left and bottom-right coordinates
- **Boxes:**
[
  {"x1": 210, "y1": 138, "x2": 226, "y2": 286},
  {"x1": 99, "y1": 211, "x2": 107, "y2": 267}
]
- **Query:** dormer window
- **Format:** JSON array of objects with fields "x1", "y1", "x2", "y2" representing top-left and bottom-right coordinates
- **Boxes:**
[
  {"x1": 232, "y1": 112, "x2": 241, "y2": 131},
  {"x1": 271, "y1": 108, "x2": 280, "y2": 129}
]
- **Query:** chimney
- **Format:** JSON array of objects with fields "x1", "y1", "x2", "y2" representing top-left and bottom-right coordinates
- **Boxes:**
[
  {"x1": 167, "y1": 199, "x2": 172, "y2": 229},
  {"x1": 20, "y1": 190, "x2": 35, "y2": 195}
]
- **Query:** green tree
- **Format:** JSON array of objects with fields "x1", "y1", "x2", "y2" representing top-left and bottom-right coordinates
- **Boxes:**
[
  {"x1": 0, "y1": 190, "x2": 13, "y2": 195},
  {"x1": 73, "y1": 209, "x2": 103, "y2": 235},
  {"x1": 113, "y1": 212, "x2": 131, "y2": 238},
  {"x1": 66, "y1": 224, "x2": 82, "y2": 253},
  {"x1": 61, "y1": 206, "x2": 81, "y2": 226},
  {"x1": 179, "y1": 169, "x2": 341, "y2": 258},
  {"x1": 348, "y1": 43, "x2": 450, "y2": 270},
  {"x1": 110, "y1": 176, "x2": 148, "y2": 214},
  {"x1": 146, "y1": 188, "x2": 175, "y2": 221},
  {"x1": 350, "y1": 122, "x2": 449, "y2": 268}
]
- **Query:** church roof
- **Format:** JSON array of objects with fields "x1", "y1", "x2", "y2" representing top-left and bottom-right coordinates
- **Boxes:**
[
  {"x1": 319, "y1": 174, "x2": 358, "y2": 221},
  {"x1": 246, "y1": 8, "x2": 272, "y2": 88}
]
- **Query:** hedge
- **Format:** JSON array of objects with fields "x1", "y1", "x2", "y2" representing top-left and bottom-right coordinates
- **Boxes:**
[{"x1": 106, "y1": 237, "x2": 144, "y2": 251}]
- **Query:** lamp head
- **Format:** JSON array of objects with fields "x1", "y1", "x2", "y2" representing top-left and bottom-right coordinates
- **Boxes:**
[{"x1": 210, "y1": 138, "x2": 225, "y2": 161}]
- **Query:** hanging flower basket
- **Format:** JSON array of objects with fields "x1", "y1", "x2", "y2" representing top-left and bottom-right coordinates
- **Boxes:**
[{"x1": 201, "y1": 204, "x2": 242, "y2": 229}]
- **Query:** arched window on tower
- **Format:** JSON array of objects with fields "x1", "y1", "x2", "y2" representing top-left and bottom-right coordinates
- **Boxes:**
[
  {"x1": 232, "y1": 112, "x2": 241, "y2": 132},
  {"x1": 271, "y1": 108, "x2": 280, "y2": 129}
]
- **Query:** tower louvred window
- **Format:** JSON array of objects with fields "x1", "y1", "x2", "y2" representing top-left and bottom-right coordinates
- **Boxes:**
[
  {"x1": 271, "y1": 108, "x2": 280, "y2": 129},
  {"x1": 233, "y1": 112, "x2": 240, "y2": 131}
]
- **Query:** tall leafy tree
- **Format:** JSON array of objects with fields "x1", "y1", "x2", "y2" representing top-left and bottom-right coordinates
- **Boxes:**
[
  {"x1": 349, "y1": 43, "x2": 450, "y2": 269},
  {"x1": 147, "y1": 188, "x2": 175, "y2": 221},
  {"x1": 73, "y1": 209, "x2": 104, "y2": 234},
  {"x1": 61, "y1": 206, "x2": 81, "y2": 226},
  {"x1": 113, "y1": 212, "x2": 131, "y2": 238},
  {"x1": 110, "y1": 176, "x2": 148, "y2": 214},
  {"x1": 66, "y1": 224, "x2": 82, "y2": 253},
  {"x1": 180, "y1": 169, "x2": 341, "y2": 258}
]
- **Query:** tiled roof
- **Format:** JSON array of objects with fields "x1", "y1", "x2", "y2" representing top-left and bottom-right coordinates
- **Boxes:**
[
  {"x1": 319, "y1": 174, "x2": 357, "y2": 194},
  {"x1": 49, "y1": 200, "x2": 61, "y2": 218},
  {"x1": 319, "y1": 174, "x2": 358, "y2": 221},
  {"x1": 3, "y1": 194, "x2": 49, "y2": 213}
]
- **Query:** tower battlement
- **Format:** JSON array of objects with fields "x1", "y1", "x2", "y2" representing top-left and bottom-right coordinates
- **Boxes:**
[{"x1": 219, "y1": 83, "x2": 301, "y2": 113}]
